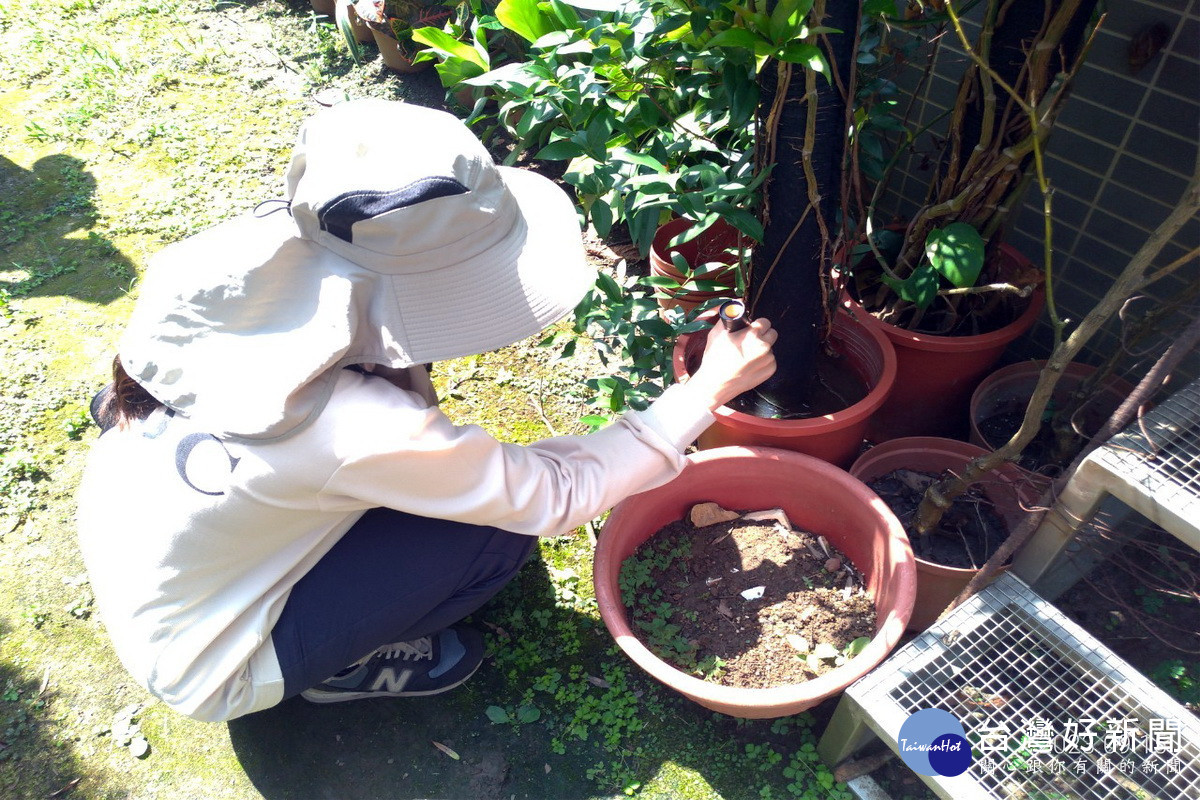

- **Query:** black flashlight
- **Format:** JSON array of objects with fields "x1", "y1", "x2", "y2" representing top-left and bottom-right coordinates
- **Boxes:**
[{"x1": 718, "y1": 299, "x2": 748, "y2": 332}]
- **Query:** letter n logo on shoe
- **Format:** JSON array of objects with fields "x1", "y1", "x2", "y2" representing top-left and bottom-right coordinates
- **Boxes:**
[{"x1": 370, "y1": 667, "x2": 414, "y2": 693}]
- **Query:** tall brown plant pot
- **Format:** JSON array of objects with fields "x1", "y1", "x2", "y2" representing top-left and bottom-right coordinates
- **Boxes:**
[
  {"x1": 673, "y1": 309, "x2": 896, "y2": 468},
  {"x1": 848, "y1": 437, "x2": 1034, "y2": 631},
  {"x1": 845, "y1": 245, "x2": 1045, "y2": 442},
  {"x1": 649, "y1": 218, "x2": 744, "y2": 313},
  {"x1": 371, "y1": 28, "x2": 429, "y2": 73}
]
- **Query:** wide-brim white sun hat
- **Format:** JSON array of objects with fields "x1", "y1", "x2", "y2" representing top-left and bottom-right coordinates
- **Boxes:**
[{"x1": 119, "y1": 99, "x2": 594, "y2": 442}]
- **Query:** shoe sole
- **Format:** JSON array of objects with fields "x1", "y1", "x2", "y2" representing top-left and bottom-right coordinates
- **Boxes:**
[{"x1": 299, "y1": 660, "x2": 481, "y2": 704}]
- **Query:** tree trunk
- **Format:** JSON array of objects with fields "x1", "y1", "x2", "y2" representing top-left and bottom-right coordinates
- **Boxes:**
[
  {"x1": 747, "y1": 1, "x2": 860, "y2": 415},
  {"x1": 953, "y1": 0, "x2": 1098, "y2": 170}
]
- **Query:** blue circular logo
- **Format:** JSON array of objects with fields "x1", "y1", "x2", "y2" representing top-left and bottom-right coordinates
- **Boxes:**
[
  {"x1": 897, "y1": 709, "x2": 973, "y2": 776},
  {"x1": 928, "y1": 733, "x2": 972, "y2": 776}
]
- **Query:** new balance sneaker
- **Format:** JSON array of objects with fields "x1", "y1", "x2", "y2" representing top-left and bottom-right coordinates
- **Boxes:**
[{"x1": 300, "y1": 625, "x2": 484, "y2": 704}]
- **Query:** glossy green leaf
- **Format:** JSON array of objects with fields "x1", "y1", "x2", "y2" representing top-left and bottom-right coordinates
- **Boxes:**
[
  {"x1": 777, "y1": 41, "x2": 820, "y2": 68},
  {"x1": 590, "y1": 199, "x2": 613, "y2": 238},
  {"x1": 496, "y1": 0, "x2": 558, "y2": 43},
  {"x1": 768, "y1": 0, "x2": 813, "y2": 44},
  {"x1": 535, "y1": 139, "x2": 585, "y2": 160},
  {"x1": 410, "y1": 27, "x2": 488, "y2": 72},
  {"x1": 629, "y1": 208, "x2": 660, "y2": 258},
  {"x1": 546, "y1": 0, "x2": 581, "y2": 29},
  {"x1": 596, "y1": 270, "x2": 623, "y2": 302},
  {"x1": 708, "y1": 28, "x2": 765, "y2": 51},
  {"x1": 925, "y1": 222, "x2": 984, "y2": 288},
  {"x1": 882, "y1": 263, "x2": 940, "y2": 311},
  {"x1": 613, "y1": 148, "x2": 666, "y2": 173}
]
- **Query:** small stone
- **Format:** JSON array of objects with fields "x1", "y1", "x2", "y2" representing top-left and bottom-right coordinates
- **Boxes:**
[
  {"x1": 824, "y1": 557, "x2": 842, "y2": 573},
  {"x1": 740, "y1": 586, "x2": 766, "y2": 601},
  {"x1": 689, "y1": 502, "x2": 740, "y2": 528}
]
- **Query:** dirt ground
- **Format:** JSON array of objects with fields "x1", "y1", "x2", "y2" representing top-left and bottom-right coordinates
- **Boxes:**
[{"x1": 625, "y1": 515, "x2": 876, "y2": 689}]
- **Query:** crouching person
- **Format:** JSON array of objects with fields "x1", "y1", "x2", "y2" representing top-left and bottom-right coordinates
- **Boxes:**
[{"x1": 75, "y1": 99, "x2": 777, "y2": 721}]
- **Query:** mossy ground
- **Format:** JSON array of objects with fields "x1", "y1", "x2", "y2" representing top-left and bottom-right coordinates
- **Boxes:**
[{"x1": 0, "y1": 2, "x2": 853, "y2": 798}]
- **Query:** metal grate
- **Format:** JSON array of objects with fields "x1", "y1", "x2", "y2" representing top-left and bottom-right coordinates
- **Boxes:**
[
  {"x1": 848, "y1": 573, "x2": 1200, "y2": 800},
  {"x1": 1092, "y1": 377, "x2": 1200, "y2": 529}
]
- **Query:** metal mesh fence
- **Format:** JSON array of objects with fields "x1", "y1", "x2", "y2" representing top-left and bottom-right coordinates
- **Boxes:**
[
  {"x1": 851, "y1": 573, "x2": 1200, "y2": 800},
  {"x1": 1093, "y1": 377, "x2": 1200, "y2": 527}
]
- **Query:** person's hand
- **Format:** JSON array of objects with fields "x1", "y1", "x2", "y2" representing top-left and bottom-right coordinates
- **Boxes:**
[{"x1": 686, "y1": 316, "x2": 778, "y2": 411}]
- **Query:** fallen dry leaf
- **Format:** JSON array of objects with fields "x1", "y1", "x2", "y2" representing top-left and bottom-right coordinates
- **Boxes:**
[
  {"x1": 432, "y1": 741, "x2": 460, "y2": 760},
  {"x1": 895, "y1": 469, "x2": 934, "y2": 492},
  {"x1": 716, "y1": 599, "x2": 734, "y2": 619},
  {"x1": 586, "y1": 675, "x2": 612, "y2": 689},
  {"x1": 690, "y1": 502, "x2": 740, "y2": 528},
  {"x1": 47, "y1": 778, "x2": 81, "y2": 799}
]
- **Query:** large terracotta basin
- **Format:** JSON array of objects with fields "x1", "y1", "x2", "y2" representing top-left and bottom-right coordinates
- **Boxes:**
[{"x1": 594, "y1": 446, "x2": 916, "y2": 718}]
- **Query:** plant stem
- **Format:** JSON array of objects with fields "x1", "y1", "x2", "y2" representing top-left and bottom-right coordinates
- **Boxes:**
[
  {"x1": 1079, "y1": 311, "x2": 1200, "y2": 460},
  {"x1": 915, "y1": 152, "x2": 1200, "y2": 542},
  {"x1": 1139, "y1": 246, "x2": 1200, "y2": 290},
  {"x1": 937, "y1": 281, "x2": 1031, "y2": 298},
  {"x1": 943, "y1": 309, "x2": 1200, "y2": 618}
]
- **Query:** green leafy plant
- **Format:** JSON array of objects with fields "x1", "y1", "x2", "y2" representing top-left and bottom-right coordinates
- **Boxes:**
[
  {"x1": 463, "y1": 0, "x2": 765, "y2": 253},
  {"x1": 62, "y1": 407, "x2": 91, "y2": 440},
  {"x1": 341, "y1": 0, "x2": 457, "y2": 62},
  {"x1": 844, "y1": 1, "x2": 1102, "y2": 335},
  {"x1": 782, "y1": 742, "x2": 851, "y2": 799},
  {"x1": 410, "y1": 0, "x2": 516, "y2": 98},
  {"x1": 549, "y1": 267, "x2": 709, "y2": 424},
  {"x1": 1151, "y1": 660, "x2": 1200, "y2": 707}
]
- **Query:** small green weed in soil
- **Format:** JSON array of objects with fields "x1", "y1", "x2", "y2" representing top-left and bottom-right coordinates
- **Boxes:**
[{"x1": 621, "y1": 513, "x2": 876, "y2": 688}]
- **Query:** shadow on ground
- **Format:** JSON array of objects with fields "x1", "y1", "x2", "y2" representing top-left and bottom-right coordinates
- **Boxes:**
[
  {"x1": 0, "y1": 619, "x2": 108, "y2": 799},
  {"x1": 0, "y1": 154, "x2": 135, "y2": 306},
  {"x1": 227, "y1": 554, "x2": 847, "y2": 800},
  {"x1": 227, "y1": 557, "x2": 611, "y2": 799}
]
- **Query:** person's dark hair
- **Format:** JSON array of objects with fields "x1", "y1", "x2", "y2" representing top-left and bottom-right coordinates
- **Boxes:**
[{"x1": 97, "y1": 355, "x2": 163, "y2": 429}]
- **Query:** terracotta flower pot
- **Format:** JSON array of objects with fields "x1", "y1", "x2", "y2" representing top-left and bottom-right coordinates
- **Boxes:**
[
  {"x1": 649, "y1": 218, "x2": 745, "y2": 313},
  {"x1": 310, "y1": 0, "x2": 336, "y2": 14},
  {"x1": 673, "y1": 309, "x2": 896, "y2": 468},
  {"x1": 970, "y1": 359, "x2": 1135, "y2": 451},
  {"x1": 594, "y1": 446, "x2": 916, "y2": 718},
  {"x1": 848, "y1": 437, "x2": 1033, "y2": 631},
  {"x1": 844, "y1": 244, "x2": 1045, "y2": 442},
  {"x1": 371, "y1": 27, "x2": 429, "y2": 73},
  {"x1": 348, "y1": 6, "x2": 375, "y2": 43}
]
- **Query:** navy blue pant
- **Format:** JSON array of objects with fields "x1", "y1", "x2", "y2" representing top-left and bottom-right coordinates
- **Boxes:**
[{"x1": 270, "y1": 507, "x2": 536, "y2": 698}]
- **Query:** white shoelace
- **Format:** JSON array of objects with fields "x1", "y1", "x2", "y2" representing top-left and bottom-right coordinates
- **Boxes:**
[
  {"x1": 329, "y1": 636, "x2": 435, "y2": 680},
  {"x1": 377, "y1": 637, "x2": 433, "y2": 662}
]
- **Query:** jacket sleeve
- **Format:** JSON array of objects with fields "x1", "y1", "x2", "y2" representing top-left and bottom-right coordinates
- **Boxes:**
[{"x1": 318, "y1": 372, "x2": 714, "y2": 536}]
